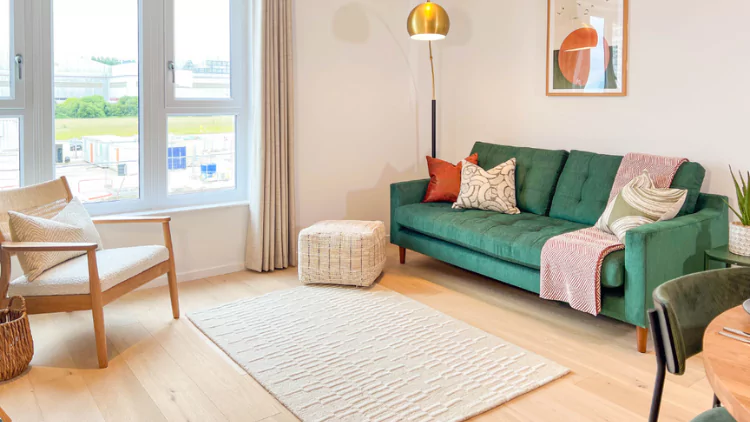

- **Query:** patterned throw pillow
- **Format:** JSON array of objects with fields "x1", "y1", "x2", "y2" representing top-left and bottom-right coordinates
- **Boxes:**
[
  {"x1": 595, "y1": 171, "x2": 687, "y2": 242},
  {"x1": 452, "y1": 158, "x2": 521, "y2": 214},
  {"x1": 8, "y1": 198, "x2": 103, "y2": 281}
]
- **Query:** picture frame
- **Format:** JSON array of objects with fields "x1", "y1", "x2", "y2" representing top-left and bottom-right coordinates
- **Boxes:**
[{"x1": 546, "y1": 0, "x2": 629, "y2": 96}]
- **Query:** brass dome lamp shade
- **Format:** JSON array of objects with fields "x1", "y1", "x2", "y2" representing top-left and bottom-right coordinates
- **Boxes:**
[
  {"x1": 407, "y1": 0, "x2": 450, "y2": 158},
  {"x1": 407, "y1": 1, "x2": 450, "y2": 41}
]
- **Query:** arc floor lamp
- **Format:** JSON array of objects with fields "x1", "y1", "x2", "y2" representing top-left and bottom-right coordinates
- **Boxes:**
[{"x1": 407, "y1": 0, "x2": 450, "y2": 158}]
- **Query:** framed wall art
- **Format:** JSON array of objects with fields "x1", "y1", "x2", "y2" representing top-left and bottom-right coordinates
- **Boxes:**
[{"x1": 546, "y1": 0, "x2": 629, "y2": 96}]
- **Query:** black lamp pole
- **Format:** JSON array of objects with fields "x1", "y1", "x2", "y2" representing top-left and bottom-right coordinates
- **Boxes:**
[
  {"x1": 429, "y1": 42, "x2": 437, "y2": 158},
  {"x1": 431, "y1": 99, "x2": 437, "y2": 158}
]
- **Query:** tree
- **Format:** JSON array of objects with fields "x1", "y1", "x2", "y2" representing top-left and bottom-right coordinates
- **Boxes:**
[
  {"x1": 105, "y1": 96, "x2": 138, "y2": 117},
  {"x1": 55, "y1": 95, "x2": 138, "y2": 119},
  {"x1": 76, "y1": 102, "x2": 106, "y2": 118},
  {"x1": 55, "y1": 98, "x2": 81, "y2": 118}
]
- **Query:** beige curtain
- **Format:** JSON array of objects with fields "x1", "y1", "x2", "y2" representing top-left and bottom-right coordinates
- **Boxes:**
[{"x1": 245, "y1": 0, "x2": 297, "y2": 272}]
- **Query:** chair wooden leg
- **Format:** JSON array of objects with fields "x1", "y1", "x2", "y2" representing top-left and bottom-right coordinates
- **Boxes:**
[
  {"x1": 399, "y1": 247, "x2": 406, "y2": 265},
  {"x1": 162, "y1": 222, "x2": 180, "y2": 319},
  {"x1": 86, "y1": 250, "x2": 108, "y2": 368},
  {"x1": 637, "y1": 326, "x2": 648, "y2": 353},
  {"x1": 167, "y1": 266, "x2": 180, "y2": 319},
  {"x1": 91, "y1": 299, "x2": 108, "y2": 369}
]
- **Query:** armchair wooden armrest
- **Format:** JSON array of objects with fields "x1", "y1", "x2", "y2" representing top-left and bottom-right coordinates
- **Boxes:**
[
  {"x1": 1, "y1": 241, "x2": 99, "y2": 252},
  {"x1": 92, "y1": 216, "x2": 171, "y2": 225}
]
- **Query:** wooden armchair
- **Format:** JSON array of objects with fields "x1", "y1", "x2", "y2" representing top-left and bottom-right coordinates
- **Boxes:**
[{"x1": 0, "y1": 177, "x2": 180, "y2": 368}]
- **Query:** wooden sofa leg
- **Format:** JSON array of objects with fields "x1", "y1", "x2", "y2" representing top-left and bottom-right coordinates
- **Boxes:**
[
  {"x1": 399, "y1": 247, "x2": 406, "y2": 264},
  {"x1": 637, "y1": 326, "x2": 648, "y2": 353}
]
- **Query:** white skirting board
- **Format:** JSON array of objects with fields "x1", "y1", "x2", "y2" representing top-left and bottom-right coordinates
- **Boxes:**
[{"x1": 136, "y1": 262, "x2": 249, "y2": 291}]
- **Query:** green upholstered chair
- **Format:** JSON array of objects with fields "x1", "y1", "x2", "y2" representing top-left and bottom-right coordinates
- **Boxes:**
[{"x1": 649, "y1": 267, "x2": 750, "y2": 422}]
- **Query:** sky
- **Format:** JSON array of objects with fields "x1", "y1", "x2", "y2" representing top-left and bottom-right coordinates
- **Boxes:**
[{"x1": 53, "y1": 0, "x2": 230, "y2": 64}]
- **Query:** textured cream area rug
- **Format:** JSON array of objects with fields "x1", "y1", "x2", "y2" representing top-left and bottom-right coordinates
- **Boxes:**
[{"x1": 189, "y1": 286, "x2": 569, "y2": 422}]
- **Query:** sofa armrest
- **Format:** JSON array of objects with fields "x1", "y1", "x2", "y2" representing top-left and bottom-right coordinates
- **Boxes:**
[
  {"x1": 623, "y1": 193, "x2": 729, "y2": 327},
  {"x1": 390, "y1": 179, "x2": 429, "y2": 243}
]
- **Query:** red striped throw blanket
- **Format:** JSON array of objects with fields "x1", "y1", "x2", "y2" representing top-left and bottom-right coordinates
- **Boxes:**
[{"x1": 539, "y1": 153, "x2": 688, "y2": 316}]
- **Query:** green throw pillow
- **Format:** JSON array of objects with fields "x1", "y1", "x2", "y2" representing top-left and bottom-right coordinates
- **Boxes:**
[{"x1": 595, "y1": 171, "x2": 687, "y2": 242}]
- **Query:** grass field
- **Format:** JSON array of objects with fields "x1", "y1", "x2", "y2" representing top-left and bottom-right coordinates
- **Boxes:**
[{"x1": 54, "y1": 115, "x2": 235, "y2": 141}]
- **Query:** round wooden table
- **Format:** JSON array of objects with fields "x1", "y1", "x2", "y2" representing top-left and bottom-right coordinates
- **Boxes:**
[{"x1": 704, "y1": 305, "x2": 750, "y2": 422}]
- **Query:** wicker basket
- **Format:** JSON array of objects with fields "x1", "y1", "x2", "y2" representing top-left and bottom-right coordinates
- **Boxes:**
[{"x1": 0, "y1": 296, "x2": 34, "y2": 381}]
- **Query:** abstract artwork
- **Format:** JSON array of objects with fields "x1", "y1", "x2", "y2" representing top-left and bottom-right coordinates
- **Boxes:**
[{"x1": 546, "y1": 0, "x2": 628, "y2": 96}]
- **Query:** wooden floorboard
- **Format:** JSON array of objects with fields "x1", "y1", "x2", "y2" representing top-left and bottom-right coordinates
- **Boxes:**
[{"x1": 0, "y1": 246, "x2": 715, "y2": 421}]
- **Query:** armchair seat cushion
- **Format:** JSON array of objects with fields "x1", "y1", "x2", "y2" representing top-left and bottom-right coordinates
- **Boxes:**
[{"x1": 8, "y1": 245, "x2": 170, "y2": 297}]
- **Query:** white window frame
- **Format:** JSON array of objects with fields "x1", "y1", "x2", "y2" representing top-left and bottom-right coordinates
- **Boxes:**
[
  {"x1": 25, "y1": 0, "x2": 249, "y2": 215},
  {"x1": 158, "y1": 0, "x2": 247, "y2": 210},
  {"x1": 0, "y1": 0, "x2": 26, "y2": 109},
  {"x1": 164, "y1": 0, "x2": 243, "y2": 109},
  {"x1": 0, "y1": 0, "x2": 30, "y2": 190}
]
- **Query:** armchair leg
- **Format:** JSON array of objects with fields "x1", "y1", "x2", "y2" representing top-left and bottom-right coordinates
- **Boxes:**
[
  {"x1": 399, "y1": 247, "x2": 406, "y2": 265},
  {"x1": 167, "y1": 267, "x2": 180, "y2": 319},
  {"x1": 162, "y1": 222, "x2": 180, "y2": 319},
  {"x1": 92, "y1": 300, "x2": 108, "y2": 369},
  {"x1": 637, "y1": 326, "x2": 648, "y2": 353},
  {"x1": 86, "y1": 250, "x2": 108, "y2": 369}
]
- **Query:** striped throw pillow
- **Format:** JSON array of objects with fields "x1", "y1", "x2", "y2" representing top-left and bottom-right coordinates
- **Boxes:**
[
  {"x1": 595, "y1": 171, "x2": 687, "y2": 242},
  {"x1": 8, "y1": 198, "x2": 103, "y2": 281}
]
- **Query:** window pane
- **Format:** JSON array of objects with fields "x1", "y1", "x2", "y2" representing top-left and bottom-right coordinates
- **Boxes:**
[
  {"x1": 167, "y1": 115, "x2": 235, "y2": 195},
  {"x1": 0, "y1": 0, "x2": 11, "y2": 99},
  {"x1": 173, "y1": 0, "x2": 231, "y2": 99},
  {"x1": 0, "y1": 118, "x2": 19, "y2": 189},
  {"x1": 53, "y1": 0, "x2": 139, "y2": 203}
]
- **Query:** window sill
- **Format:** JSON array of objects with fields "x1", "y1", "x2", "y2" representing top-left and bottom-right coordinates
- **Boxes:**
[{"x1": 98, "y1": 201, "x2": 250, "y2": 218}]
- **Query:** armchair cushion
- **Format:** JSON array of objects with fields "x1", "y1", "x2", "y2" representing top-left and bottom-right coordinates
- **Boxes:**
[
  {"x1": 8, "y1": 198, "x2": 104, "y2": 281},
  {"x1": 8, "y1": 245, "x2": 169, "y2": 296}
]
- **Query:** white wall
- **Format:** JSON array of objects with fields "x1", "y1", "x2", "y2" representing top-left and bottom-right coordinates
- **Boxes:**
[
  {"x1": 293, "y1": 0, "x2": 431, "y2": 231},
  {"x1": 97, "y1": 205, "x2": 249, "y2": 283},
  {"x1": 428, "y1": 0, "x2": 750, "y2": 202}
]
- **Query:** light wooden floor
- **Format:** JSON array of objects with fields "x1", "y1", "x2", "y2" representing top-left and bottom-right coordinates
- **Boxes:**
[{"x1": 0, "y1": 246, "x2": 715, "y2": 421}]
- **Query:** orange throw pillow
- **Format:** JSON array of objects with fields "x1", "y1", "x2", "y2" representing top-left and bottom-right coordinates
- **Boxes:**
[{"x1": 423, "y1": 153, "x2": 480, "y2": 203}]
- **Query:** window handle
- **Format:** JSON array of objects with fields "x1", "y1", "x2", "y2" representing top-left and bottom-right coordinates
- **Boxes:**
[
  {"x1": 15, "y1": 54, "x2": 23, "y2": 80},
  {"x1": 167, "y1": 61, "x2": 175, "y2": 83}
]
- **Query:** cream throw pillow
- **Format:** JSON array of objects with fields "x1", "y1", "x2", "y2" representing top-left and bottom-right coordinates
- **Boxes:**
[
  {"x1": 9, "y1": 198, "x2": 103, "y2": 281},
  {"x1": 452, "y1": 159, "x2": 521, "y2": 214},
  {"x1": 595, "y1": 171, "x2": 687, "y2": 242}
]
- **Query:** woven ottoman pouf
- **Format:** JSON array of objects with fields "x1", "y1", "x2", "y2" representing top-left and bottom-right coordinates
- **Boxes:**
[{"x1": 298, "y1": 220, "x2": 386, "y2": 286}]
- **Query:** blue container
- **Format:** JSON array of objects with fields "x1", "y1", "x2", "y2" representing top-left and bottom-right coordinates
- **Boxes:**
[{"x1": 201, "y1": 163, "x2": 217, "y2": 178}]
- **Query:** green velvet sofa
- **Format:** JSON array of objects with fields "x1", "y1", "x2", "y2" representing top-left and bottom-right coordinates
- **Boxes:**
[{"x1": 391, "y1": 142, "x2": 729, "y2": 352}]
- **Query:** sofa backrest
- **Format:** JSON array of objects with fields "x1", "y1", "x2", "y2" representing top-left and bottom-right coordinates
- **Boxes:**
[
  {"x1": 548, "y1": 151, "x2": 622, "y2": 225},
  {"x1": 471, "y1": 142, "x2": 568, "y2": 216},
  {"x1": 549, "y1": 150, "x2": 707, "y2": 226}
]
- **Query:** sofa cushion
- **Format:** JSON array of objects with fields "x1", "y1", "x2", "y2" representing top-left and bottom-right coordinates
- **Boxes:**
[
  {"x1": 549, "y1": 150, "x2": 623, "y2": 226},
  {"x1": 394, "y1": 202, "x2": 624, "y2": 288},
  {"x1": 550, "y1": 150, "x2": 706, "y2": 225},
  {"x1": 671, "y1": 162, "x2": 706, "y2": 215},
  {"x1": 470, "y1": 142, "x2": 568, "y2": 216}
]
